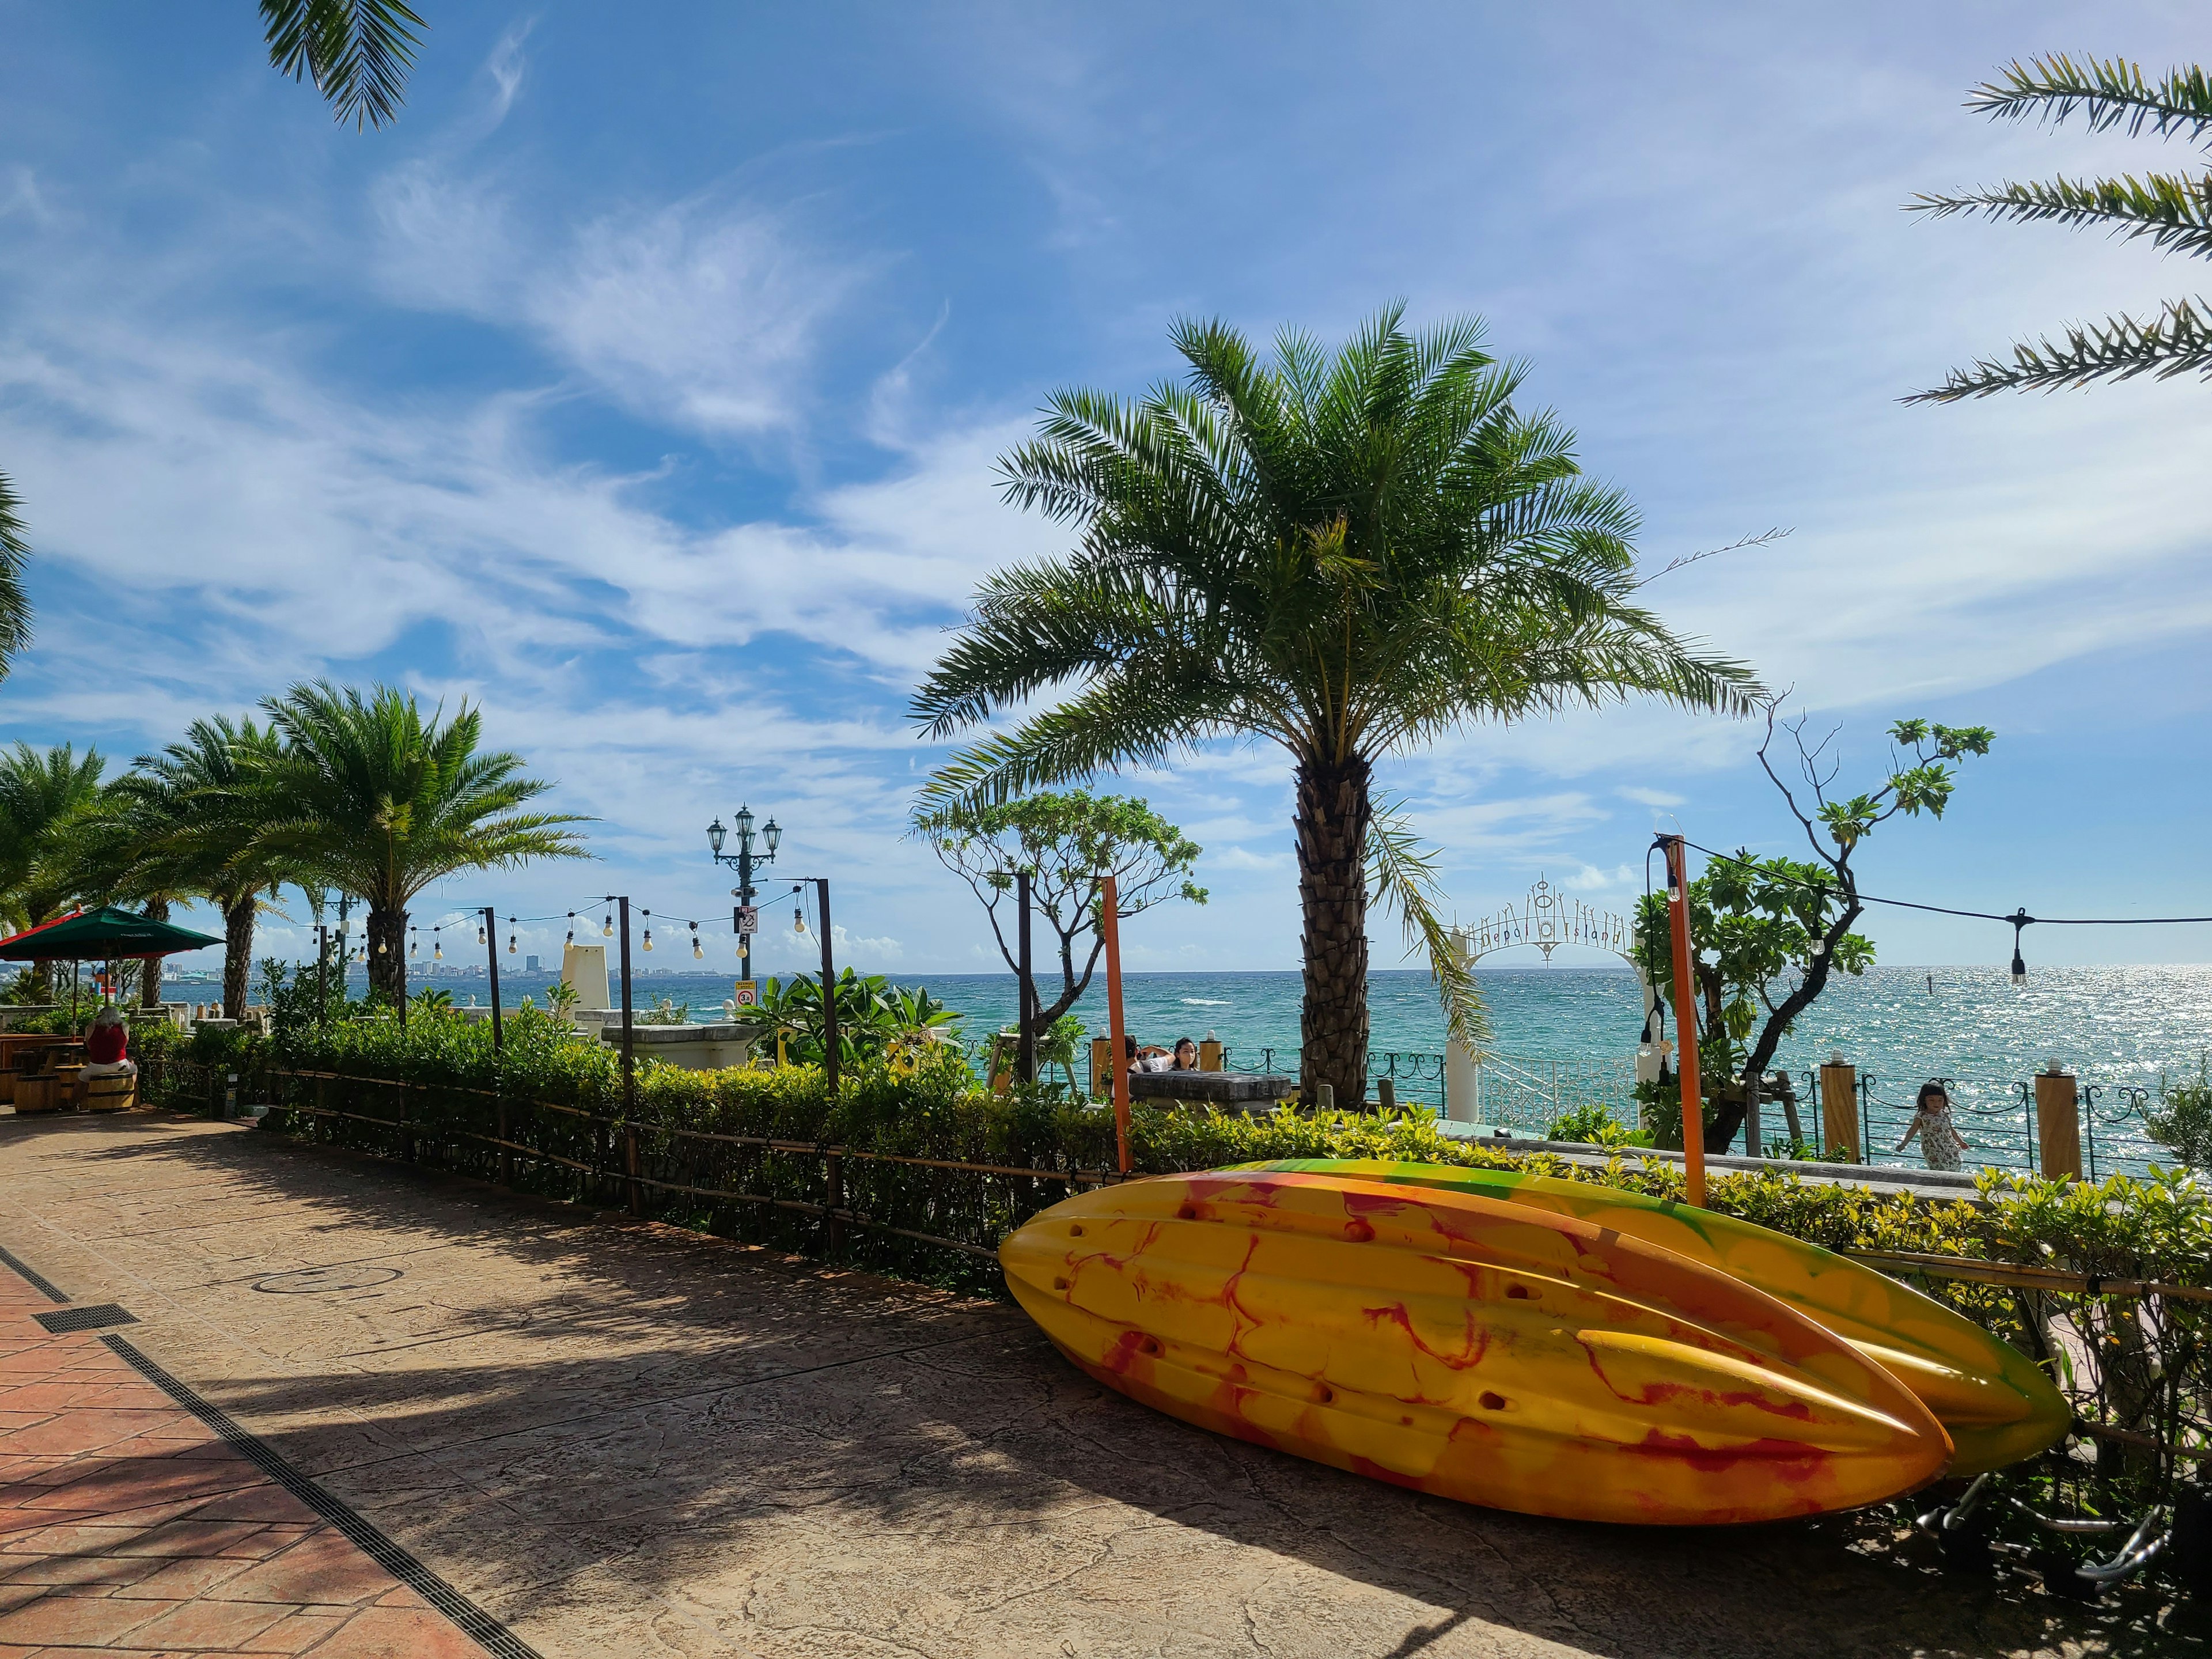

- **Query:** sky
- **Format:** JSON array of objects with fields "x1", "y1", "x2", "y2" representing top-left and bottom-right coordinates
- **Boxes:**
[{"x1": 2, "y1": 1, "x2": 2209, "y2": 980}]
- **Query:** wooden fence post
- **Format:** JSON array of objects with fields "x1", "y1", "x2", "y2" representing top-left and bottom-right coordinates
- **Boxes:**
[
  {"x1": 1090, "y1": 1037, "x2": 1111, "y2": 1100},
  {"x1": 1819, "y1": 1057, "x2": 1859, "y2": 1163},
  {"x1": 2035, "y1": 1065, "x2": 2082, "y2": 1180}
]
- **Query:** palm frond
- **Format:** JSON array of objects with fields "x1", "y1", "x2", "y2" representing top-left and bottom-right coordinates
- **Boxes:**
[
  {"x1": 1908, "y1": 172, "x2": 2212, "y2": 260},
  {"x1": 1964, "y1": 54, "x2": 2212, "y2": 145},
  {"x1": 1365, "y1": 801, "x2": 1488, "y2": 1056},
  {"x1": 0, "y1": 469, "x2": 28, "y2": 681},
  {"x1": 1906, "y1": 296, "x2": 2212, "y2": 400},
  {"x1": 260, "y1": 0, "x2": 425, "y2": 131}
]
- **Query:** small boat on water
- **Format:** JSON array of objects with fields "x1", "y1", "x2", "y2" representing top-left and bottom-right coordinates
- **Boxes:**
[{"x1": 999, "y1": 1165, "x2": 2049, "y2": 1526}]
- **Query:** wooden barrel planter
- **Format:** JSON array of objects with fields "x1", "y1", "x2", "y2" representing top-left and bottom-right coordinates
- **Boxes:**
[{"x1": 85, "y1": 1072, "x2": 137, "y2": 1112}]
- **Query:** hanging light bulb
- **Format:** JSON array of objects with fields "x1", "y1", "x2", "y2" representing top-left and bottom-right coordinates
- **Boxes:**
[
  {"x1": 603, "y1": 911, "x2": 613, "y2": 937},
  {"x1": 793, "y1": 900, "x2": 806, "y2": 935},
  {"x1": 565, "y1": 911, "x2": 576, "y2": 946},
  {"x1": 643, "y1": 928, "x2": 653, "y2": 952},
  {"x1": 2007, "y1": 908, "x2": 2032, "y2": 987},
  {"x1": 691, "y1": 922, "x2": 702, "y2": 960},
  {"x1": 377, "y1": 938, "x2": 388, "y2": 955},
  {"x1": 642, "y1": 908, "x2": 653, "y2": 952},
  {"x1": 477, "y1": 923, "x2": 487, "y2": 946},
  {"x1": 433, "y1": 934, "x2": 443, "y2": 961}
]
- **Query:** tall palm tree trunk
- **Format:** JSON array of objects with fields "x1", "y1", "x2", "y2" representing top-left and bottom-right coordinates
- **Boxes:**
[
  {"x1": 141, "y1": 897, "x2": 169, "y2": 1009},
  {"x1": 221, "y1": 895, "x2": 256, "y2": 1019},
  {"x1": 1294, "y1": 752, "x2": 1372, "y2": 1108},
  {"x1": 366, "y1": 906, "x2": 407, "y2": 1005}
]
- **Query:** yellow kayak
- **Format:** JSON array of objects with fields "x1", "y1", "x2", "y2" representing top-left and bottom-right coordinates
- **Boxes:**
[
  {"x1": 1244, "y1": 1159, "x2": 2069, "y2": 1477},
  {"x1": 1001, "y1": 1168, "x2": 1953, "y2": 1525}
]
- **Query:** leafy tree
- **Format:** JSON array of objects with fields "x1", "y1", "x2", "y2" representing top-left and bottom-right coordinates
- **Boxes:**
[
  {"x1": 1634, "y1": 707, "x2": 1993, "y2": 1152},
  {"x1": 260, "y1": 0, "x2": 426, "y2": 130},
  {"x1": 1908, "y1": 54, "x2": 2212, "y2": 399},
  {"x1": 916, "y1": 791, "x2": 1205, "y2": 1042},
  {"x1": 247, "y1": 681, "x2": 590, "y2": 1006},
  {"x1": 0, "y1": 743, "x2": 105, "y2": 999},
  {"x1": 912, "y1": 306, "x2": 1758, "y2": 1104}
]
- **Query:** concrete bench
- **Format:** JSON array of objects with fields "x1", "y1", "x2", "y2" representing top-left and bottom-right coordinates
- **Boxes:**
[{"x1": 1127, "y1": 1071, "x2": 1296, "y2": 1108}]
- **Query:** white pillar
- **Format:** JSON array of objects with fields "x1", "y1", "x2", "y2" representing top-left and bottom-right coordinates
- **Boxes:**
[{"x1": 1444, "y1": 926, "x2": 1479, "y2": 1123}]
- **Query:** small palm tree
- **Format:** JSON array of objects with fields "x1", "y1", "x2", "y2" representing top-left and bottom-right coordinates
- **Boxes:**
[
  {"x1": 85, "y1": 717, "x2": 297, "y2": 1020},
  {"x1": 914, "y1": 308, "x2": 1758, "y2": 1105},
  {"x1": 0, "y1": 743, "x2": 106, "y2": 999},
  {"x1": 249, "y1": 681, "x2": 590, "y2": 1005},
  {"x1": 1908, "y1": 54, "x2": 2212, "y2": 399}
]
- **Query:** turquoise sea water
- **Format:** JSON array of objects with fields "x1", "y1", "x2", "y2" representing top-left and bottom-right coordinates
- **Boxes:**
[{"x1": 257, "y1": 960, "x2": 2207, "y2": 1176}]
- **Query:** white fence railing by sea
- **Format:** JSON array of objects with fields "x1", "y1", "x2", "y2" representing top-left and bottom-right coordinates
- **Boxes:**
[{"x1": 1463, "y1": 1054, "x2": 1639, "y2": 1134}]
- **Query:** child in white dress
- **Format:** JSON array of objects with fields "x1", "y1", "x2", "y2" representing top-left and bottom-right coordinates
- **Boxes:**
[{"x1": 1896, "y1": 1081, "x2": 1970, "y2": 1172}]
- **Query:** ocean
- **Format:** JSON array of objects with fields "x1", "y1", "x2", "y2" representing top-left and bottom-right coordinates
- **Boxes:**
[{"x1": 183, "y1": 960, "x2": 2206, "y2": 1177}]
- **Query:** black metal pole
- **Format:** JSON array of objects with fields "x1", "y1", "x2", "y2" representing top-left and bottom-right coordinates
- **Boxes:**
[
  {"x1": 737, "y1": 842, "x2": 753, "y2": 984},
  {"x1": 618, "y1": 896, "x2": 635, "y2": 1118},
  {"x1": 816, "y1": 878, "x2": 838, "y2": 1097},
  {"x1": 483, "y1": 906, "x2": 504, "y2": 1055},
  {"x1": 1016, "y1": 869, "x2": 1035, "y2": 1085}
]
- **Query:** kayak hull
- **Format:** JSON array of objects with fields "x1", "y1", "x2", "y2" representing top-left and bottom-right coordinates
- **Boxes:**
[
  {"x1": 1243, "y1": 1159, "x2": 2070, "y2": 1476},
  {"x1": 1001, "y1": 1169, "x2": 1954, "y2": 1525}
]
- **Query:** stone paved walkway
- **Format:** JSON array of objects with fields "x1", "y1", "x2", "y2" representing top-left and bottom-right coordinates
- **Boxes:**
[
  {"x1": 0, "y1": 1260, "x2": 480, "y2": 1656},
  {"x1": 0, "y1": 1111, "x2": 2131, "y2": 1657}
]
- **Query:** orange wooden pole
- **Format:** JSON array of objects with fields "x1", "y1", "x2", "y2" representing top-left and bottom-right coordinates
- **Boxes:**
[
  {"x1": 1663, "y1": 836, "x2": 1707, "y2": 1208},
  {"x1": 1101, "y1": 873, "x2": 1132, "y2": 1174}
]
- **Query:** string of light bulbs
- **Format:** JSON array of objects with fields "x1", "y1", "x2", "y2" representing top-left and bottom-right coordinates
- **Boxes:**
[{"x1": 1661, "y1": 834, "x2": 2212, "y2": 984}]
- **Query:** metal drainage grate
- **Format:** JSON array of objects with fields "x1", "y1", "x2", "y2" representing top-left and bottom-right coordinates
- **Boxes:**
[{"x1": 35, "y1": 1303, "x2": 137, "y2": 1334}]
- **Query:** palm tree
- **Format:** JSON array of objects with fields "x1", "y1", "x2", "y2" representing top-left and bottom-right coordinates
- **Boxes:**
[
  {"x1": 260, "y1": 0, "x2": 426, "y2": 131},
  {"x1": 1908, "y1": 54, "x2": 2212, "y2": 400},
  {"x1": 0, "y1": 743, "x2": 106, "y2": 999},
  {"x1": 912, "y1": 308, "x2": 1758, "y2": 1105},
  {"x1": 80, "y1": 718, "x2": 298, "y2": 1019},
  {"x1": 248, "y1": 681, "x2": 590, "y2": 1005}
]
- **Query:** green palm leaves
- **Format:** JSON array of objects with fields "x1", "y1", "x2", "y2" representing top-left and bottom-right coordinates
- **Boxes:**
[
  {"x1": 914, "y1": 307, "x2": 1756, "y2": 1103},
  {"x1": 1910, "y1": 54, "x2": 2212, "y2": 399},
  {"x1": 249, "y1": 682, "x2": 590, "y2": 1001},
  {"x1": 0, "y1": 471, "x2": 28, "y2": 684},
  {"x1": 260, "y1": 0, "x2": 426, "y2": 131}
]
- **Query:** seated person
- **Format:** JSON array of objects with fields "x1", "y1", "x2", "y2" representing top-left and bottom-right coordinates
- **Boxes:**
[
  {"x1": 1128, "y1": 1035, "x2": 1177, "y2": 1074},
  {"x1": 75, "y1": 1005, "x2": 136, "y2": 1102}
]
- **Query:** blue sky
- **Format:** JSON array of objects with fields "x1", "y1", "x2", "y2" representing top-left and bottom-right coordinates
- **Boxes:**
[{"x1": 2, "y1": 2, "x2": 2210, "y2": 979}]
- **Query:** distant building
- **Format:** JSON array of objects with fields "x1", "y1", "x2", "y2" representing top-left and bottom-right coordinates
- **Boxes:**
[{"x1": 526, "y1": 955, "x2": 540, "y2": 971}]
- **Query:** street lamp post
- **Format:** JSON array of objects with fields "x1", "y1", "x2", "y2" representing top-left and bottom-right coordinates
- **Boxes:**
[{"x1": 706, "y1": 806, "x2": 782, "y2": 983}]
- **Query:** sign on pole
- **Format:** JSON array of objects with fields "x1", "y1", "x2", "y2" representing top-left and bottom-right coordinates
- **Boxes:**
[
  {"x1": 734, "y1": 905, "x2": 759, "y2": 935},
  {"x1": 732, "y1": 979, "x2": 759, "y2": 1007}
]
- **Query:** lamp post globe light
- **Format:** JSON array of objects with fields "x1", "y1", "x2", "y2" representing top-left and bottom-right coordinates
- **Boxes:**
[{"x1": 706, "y1": 806, "x2": 781, "y2": 982}]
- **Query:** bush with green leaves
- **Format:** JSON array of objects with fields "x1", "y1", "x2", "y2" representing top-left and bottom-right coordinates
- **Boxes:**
[{"x1": 2152, "y1": 1054, "x2": 2212, "y2": 1172}]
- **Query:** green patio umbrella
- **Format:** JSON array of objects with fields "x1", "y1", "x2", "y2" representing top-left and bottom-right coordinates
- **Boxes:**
[{"x1": 0, "y1": 907, "x2": 222, "y2": 961}]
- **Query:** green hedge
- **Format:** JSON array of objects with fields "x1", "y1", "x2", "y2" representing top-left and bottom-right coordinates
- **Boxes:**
[{"x1": 148, "y1": 1008, "x2": 2209, "y2": 1586}]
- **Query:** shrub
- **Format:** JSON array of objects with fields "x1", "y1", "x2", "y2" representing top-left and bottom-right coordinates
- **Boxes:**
[{"x1": 2151, "y1": 1054, "x2": 2212, "y2": 1171}]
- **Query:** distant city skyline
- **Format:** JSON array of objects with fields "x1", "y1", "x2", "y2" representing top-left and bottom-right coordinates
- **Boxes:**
[{"x1": 3, "y1": 5, "x2": 2209, "y2": 976}]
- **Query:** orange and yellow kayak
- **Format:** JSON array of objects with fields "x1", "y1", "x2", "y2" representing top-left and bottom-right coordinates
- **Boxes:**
[
  {"x1": 1001, "y1": 1168, "x2": 1955, "y2": 1525},
  {"x1": 1244, "y1": 1159, "x2": 2069, "y2": 1476}
]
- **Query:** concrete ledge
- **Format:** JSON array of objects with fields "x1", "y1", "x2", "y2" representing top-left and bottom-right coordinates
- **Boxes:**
[
  {"x1": 1130, "y1": 1071, "x2": 1296, "y2": 1104},
  {"x1": 597, "y1": 1019, "x2": 770, "y2": 1071}
]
